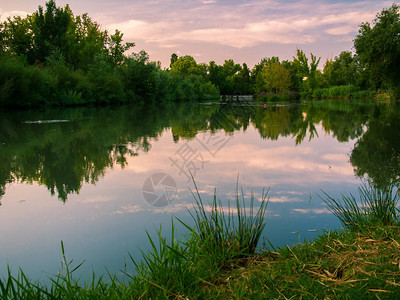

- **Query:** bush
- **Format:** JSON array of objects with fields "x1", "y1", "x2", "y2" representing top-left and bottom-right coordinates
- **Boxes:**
[
  {"x1": 312, "y1": 85, "x2": 360, "y2": 99},
  {"x1": 0, "y1": 56, "x2": 55, "y2": 107}
]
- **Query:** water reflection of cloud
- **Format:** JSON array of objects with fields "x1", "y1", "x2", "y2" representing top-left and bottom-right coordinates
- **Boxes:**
[
  {"x1": 322, "y1": 153, "x2": 349, "y2": 162},
  {"x1": 276, "y1": 191, "x2": 304, "y2": 195},
  {"x1": 112, "y1": 201, "x2": 276, "y2": 216},
  {"x1": 120, "y1": 125, "x2": 358, "y2": 193},
  {"x1": 268, "y1": 196, "x2": 302, "y2": 203},
  {"x1": 112, "y1": 202, "x2": 192, "y2": 215},
  {"x1": 209, "y1": 143, "x2": 355, "y2": 185},
  {"x1": 113, "y1": 205, "x2": 145, "y2": 214},
  {"x1": 292, "y1": 208, "x2": 330, "y2": 214},
  {"x1": 82, "y1": 196, "x2": 116, "y2": 203}
]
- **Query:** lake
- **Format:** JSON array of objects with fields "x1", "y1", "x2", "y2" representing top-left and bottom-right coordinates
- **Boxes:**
[{"x1": 0, "y1": 99, "x2": 399, "y2": 283}]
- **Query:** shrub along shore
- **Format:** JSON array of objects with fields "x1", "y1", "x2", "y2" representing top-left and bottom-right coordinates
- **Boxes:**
[{"x1": 1, "y1": 182, "x2": 399, "y2": 299}]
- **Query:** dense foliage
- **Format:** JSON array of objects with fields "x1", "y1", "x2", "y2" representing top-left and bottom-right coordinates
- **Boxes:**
[
  {"x1": 354, "y1": 3, "x2": 400, "y2": 99},
  {"x1": 0, "y1": 1, "x2": 399, "y2": 107}
]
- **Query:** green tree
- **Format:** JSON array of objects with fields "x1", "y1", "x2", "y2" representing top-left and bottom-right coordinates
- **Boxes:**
[
  {"x1": 31, "y1": 0, "x2": 73, "y2": 64},
  {"x1": 170, "y1": 55, "x2": 196, "y2": 74},
  {"x1": 67, "y1": 13, "x2": 108, "y2": 70},
  {"x1": 252, "y1": 58, "x2": 272, "y2": 94},
  {"x1": 221, "y1": 59, "x2": 241, "y2": 94},
  {"x1": 331, "y1": 51, "x2": 358, "y2": 86},
  {"x1": 222, "y1": 59, "x2": 241, "y2": 77},
  {"x1": 1, "y1": 16, "x2": 34, "y2": 62},
  {"x1": 208, "y1": 60, "x2": 243, "y2": 95},
  {"x1": 292, "y1": 49, "x2": 320, "y2": 95},
  {"x1": 261, "y1": 59, "x2": 291, "y2": 94},
  {"x1": 207, "y1": 61, "x2": 225, "y2": 92},
  {"x1": 253, "y1": 57, "x2": 291, "y2": 94},
  {"x1": 107, "y1": 29, "x2": 134, "y2": 66},
  {"x1": 0, "y1": 23, "x2": 4, "y2": 54},
  {"x1": 233, "y1": 63, "x2": 253, "y2": 94},
  {"x1": 170, "y1": 53, "x2": 178, "y2": 68},
  {"x1": 354, "y1": 4, "x2": 400, "y2": 99},
  {"x1": 322, "y1": 59, "x2": 333, "y2": 88}
]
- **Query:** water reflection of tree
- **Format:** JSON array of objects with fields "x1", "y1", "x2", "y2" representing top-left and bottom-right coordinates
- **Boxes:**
[
  {"x1": 0, "y1": 100, "x2": 382, "y2": 201},
  {"x1": 350, "y1": 104, "x2": 400, "y2": 189},
  {"x1": 0, "y1": 105, "x2": 167, "y2": 202}
]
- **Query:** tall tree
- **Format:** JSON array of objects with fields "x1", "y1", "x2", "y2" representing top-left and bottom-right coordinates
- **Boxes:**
[
  {"x1": 170, "y1": 53, "x2": 178, "y2": 68},
  {"x1": 1, "y1": 16, "x2": 34, "y2": 62},
  {"x1": 31, "y1": 0, "x2": 73, "y2": 64},
  {"x1": 233, "y1": 63, "x2": 253, "y2": 94},
  {"x1": 260, "y1": 58, "x2": 291, "y2": 94},
  {"x1": 107, "y1": 29, "x2": 134, "y2": 65},
  {"x1": 331, "y1": 51, "x2": 358, "y2": 86},
  {"x1": 170, "y1": 55, "x2": 199, "y2": 75},
  {"x1": 292, "y1": 49, "x2": 320, "y2": 93},
  {"x1": 354, "y1": 4, "x2": 400, "y2": 99}
]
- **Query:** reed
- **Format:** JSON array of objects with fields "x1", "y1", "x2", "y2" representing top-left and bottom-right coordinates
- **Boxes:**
[
  {"x1": 187, "y1": 179, "x2": 269, "y2": 269},
  {"x1": 130, "y1": 180, "x2": 269, "y2": 297},
  {"x1": 321, "y1": 182, "x2": 399, "y2": 231}
]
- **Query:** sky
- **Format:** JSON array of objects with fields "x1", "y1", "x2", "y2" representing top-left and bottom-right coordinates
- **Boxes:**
[{"x1": 0, "y1": 0, "x2": 395, "y2": 68}]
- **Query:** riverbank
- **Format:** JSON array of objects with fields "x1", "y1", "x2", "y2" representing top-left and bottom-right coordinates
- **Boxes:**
[
  {"x1": 205, "y1": 226, "x2": 400, "y2": 298},
  {"x1": 1, "y1": 184, "x2": 400, "y2": 299},
  {"x1": 1, "y1": 226, "x2": 399, "y2": 299}
]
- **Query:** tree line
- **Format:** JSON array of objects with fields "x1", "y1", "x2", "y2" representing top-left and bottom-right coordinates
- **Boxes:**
[{"x1": 0, "y1": 1, "x2": 399, "y2": 107}]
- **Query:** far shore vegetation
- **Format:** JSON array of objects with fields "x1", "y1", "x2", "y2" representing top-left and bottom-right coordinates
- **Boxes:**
[{"x1": 1, "y1": 1, "x2": 400, "y2": 108}]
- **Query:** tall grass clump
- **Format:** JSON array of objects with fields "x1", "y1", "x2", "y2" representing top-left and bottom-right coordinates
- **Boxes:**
[
  {"x1": 131, "y1": 180, "x2": 269, "y2": 297},
  {"x1": 187, "y1": 180, "x2": 269, "y2": 269},
  {"x1": 131, "y1": 220, "x2": 201, "y2": 298},
  {"x1": 321, "y1": 182, "x2": 399, "y2": 231}
]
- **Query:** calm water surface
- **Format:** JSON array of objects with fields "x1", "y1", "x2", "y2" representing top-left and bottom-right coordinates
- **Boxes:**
[{"x1": 0, "y1": 99, "x2": 399, "y2": 282}]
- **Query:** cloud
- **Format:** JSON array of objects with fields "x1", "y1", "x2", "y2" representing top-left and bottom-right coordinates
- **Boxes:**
[
  {"x1": 0, "y1": 10, "x2": 29, "y2": 22},
  {"x1": 320, "y1": 11, "x2": 376, "y2": 26},
  {"x1": 102, "y1": 0, "x2": 386, "y2": 51},
  {"x1": 325, "y1": 25, "x2": 356, "y2": 36}
]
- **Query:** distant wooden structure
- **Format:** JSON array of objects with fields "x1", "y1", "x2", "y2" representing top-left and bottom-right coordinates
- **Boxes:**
[{"x1": 221, "y1": 95, "x2": 255, "y2": 102}]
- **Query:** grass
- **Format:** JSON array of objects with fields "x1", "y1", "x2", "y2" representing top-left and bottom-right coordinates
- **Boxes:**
[
  {"x1": 320, "y1": 183, "x2": 399, "y2": 232},
  {"x1": 205, "y1": 226, "x2": 400, "y2": 298},
  {"x1": 130, "y1": 180, "x2": 269, "y2": 298},
  {"x1": 311, "y1": 85, "x2": 376, "y2": 100},
  {"x1": 187, "y1": 179, "x2": 268, "y2": 266},
  {"x1": 1, "y1": 182, "x2": 400, "y2": 299}
]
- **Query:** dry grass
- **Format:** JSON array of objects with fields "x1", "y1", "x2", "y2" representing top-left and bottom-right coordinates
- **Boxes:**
[{"x1": 202, "y1": 227, "x2": 400, "y2": 299}]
